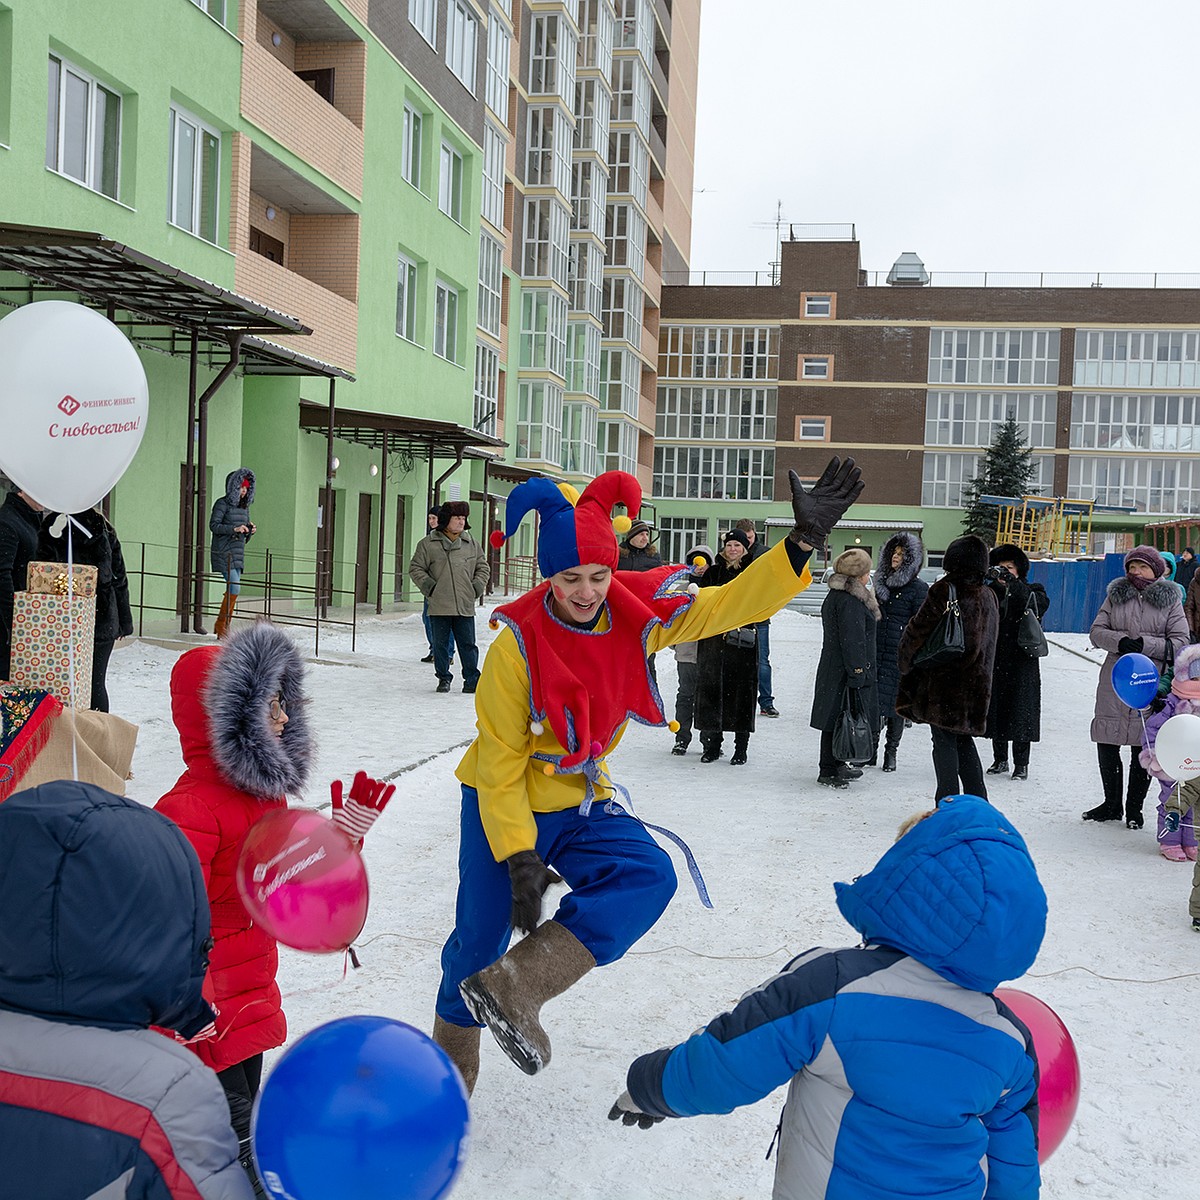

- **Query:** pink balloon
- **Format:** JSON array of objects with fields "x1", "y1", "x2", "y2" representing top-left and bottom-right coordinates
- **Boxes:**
[
  {"x1": 235, "y1": 809, "x2": 368, "y2": 953},
  {"x1": 996, "y1": 988, "x2": 1081, "y2": 1162}
]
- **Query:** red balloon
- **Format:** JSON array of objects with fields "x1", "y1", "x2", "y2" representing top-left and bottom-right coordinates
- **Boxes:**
[
  {"x1": 996, "y1": 988, "x2": 1081, "y2": 1163},
  {"x1": 235, "y1": 809, "x2": 368, "y2": 953}
]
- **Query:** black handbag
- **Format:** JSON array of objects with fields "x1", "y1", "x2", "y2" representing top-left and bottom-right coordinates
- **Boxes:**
[
  {"x1": 912, "y1": 583, "x2": 965, "y2": 668},
  {"x1": 832, "y1": 687, "x2": 874, "y2": 765},
  {"x1": 723, "y1": 626, "x2": 757, "y2": 650},
  {"x1": 1016, "y1": 590, "x2": 1049, "y2": 658}
]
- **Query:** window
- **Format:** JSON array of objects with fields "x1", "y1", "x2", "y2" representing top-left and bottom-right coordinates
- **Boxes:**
[
  {"x1": 599, "y1": 416, "x2": 638, "y2": 474},
  {"x1": 249, "y1": 226, "x2": 284, "y2": 264},
  {"x1": 601, "y1": 275, "x2": 643, "y2": 345},
  {"x1": 921, "y1": 452, "x2": 1054, "y2": 509},
  {"x1": 396, "y1": 253, "x2": 419, "y2": 342},
  {"x1": 485, "y1": 10, "x2": 511, "y2": 118},
  {"x1": 190, "y1": 0, "x2": 226, "y2": 23},
  {"x1": 800, "y1": 355, "x2": 831, "y2": 380},
  {"x1": 409, "y1": 0, "x2": 436, "y2": 46},
  {"x1": 929, "y1": 328, "x2": 1060, "y2": 386},
  {"x1": 658, "y1": 518, "x2": 709, "y2": 564},
  {"x1": 611, "y1": 56, "x2": 650, "y2": 134},
  {"x1": 168, "y1": 104, "x2": 220, "y2": 243},
  {"x1": 655, "y1": 386, "x2": 777, "y2": 440},
  {"x1": 605, "y1": 202, "x2": 646, "y2": 275},
  {"x1": 520, "y1": 289, "x2": 568, "y2": 378},
  {"x1": 803, "y1": 293, "x2": 833, "y2": 318},
  {"x1": 516, "y1": 380, "x2": 564, "y2": 463},
  {"x1": 797, "y1": 416, "x2": 829, "y2": 441},
  {"x1": 1074, "y1": 329, "x2": 1200, "y2": 389},
  {"x1": 1068, "y1": 455, "x2": 1200, "y2": 515},
  {"x1": 521, "y1": 197, "x2": 570, "y2": 287},
  {"x1": 571, "y1": 160, "x2": 607, "y2": 236},
  {"x1": 608, "y1": 130, "x2": 647, "y2": 205},
  {"x1": 653, "y1": 446, "x2": 776, "y2": 502},
  {"x1": 659, "y1": 326, "x2": 780, "y2": 381},
  {"x1": 439, "y1": 142, "x2": 463, "y2": 222},
  {"x1": 46, "y1": 56, "x2": 121, "y2": 199},
  {"x1": 481, "y1": 122, "x2": 506, "y2": 229},
  {"x1": 561, "y1": 400, "x2": 599, "y2": 476},
  {"x1": 434, "y1": 282, "x2": 460, "y2": 362},
  {"x1": 569, "y1": 240, "x2": 604, "y2": 320},
  {"x1": 573, "y1": 77, "x2": 611, "y2": 153},
  {"x1": 474, "y1": 342, "x2": 500, "y2": 435},
  {"x1": 601, "y1": 348, "x2": 640, "y2": 416},
  {"x1": 295, "y1": 68, "x2": 335, "y2": 105},
  {"x1": 614, "y1": 0, "x2": 653, "y2": 63},
  {"x1": 1070, "y1": 393, "x2": 1200, "y2": 451},
  {"x1": 402, "y1": 105, "x2": 423, "y2": 190},
  {"x1": 578, "y1": 0, "x2": 615, "y2": 71},
  {"x1": 447, "y1": 1, "x2": 478, "y2": 93},
  {"x1": 925, "y1": 392, "x2": 1056, "y2": 449},
  {"x1": 478, "y1": 234, "x2": 503, "y2": 337},
  {"x1": 529, "y1": 13, "x2": 576, "y2": 103},
  {"x1": 566, "y1": 320, "x2": 602, "y2": 397},
  {"x1": 525, "y1": 106, "x2": 571, "y2": 196}
]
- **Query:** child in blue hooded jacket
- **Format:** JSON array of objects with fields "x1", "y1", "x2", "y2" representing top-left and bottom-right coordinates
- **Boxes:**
[{"x1": 610, "y1": 795, "x2": 1048, "y2": 1200}]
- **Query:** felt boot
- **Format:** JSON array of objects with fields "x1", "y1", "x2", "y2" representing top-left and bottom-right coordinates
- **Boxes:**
[
  {"x1": 459, "y1": 920, "x2": 596, "y2": 1076},
  {"x1": 433, "y1": 1015, "x2": 481, "y2": 1096}
]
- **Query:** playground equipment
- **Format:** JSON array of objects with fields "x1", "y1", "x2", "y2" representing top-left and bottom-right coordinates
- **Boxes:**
[{"x1": 983, "y1": 495, "x2": 1097, "y2": 557}]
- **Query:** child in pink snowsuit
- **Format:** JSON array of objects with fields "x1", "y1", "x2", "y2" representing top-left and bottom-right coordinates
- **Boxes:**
[{"x1": 1140, "y1": 642, "x2": 1200, "y2": 861}]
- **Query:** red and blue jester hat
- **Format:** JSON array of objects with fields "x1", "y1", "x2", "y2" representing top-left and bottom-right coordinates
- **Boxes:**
[{"x1": 488, "y1": 471, "x2": 695, "y2": 772}]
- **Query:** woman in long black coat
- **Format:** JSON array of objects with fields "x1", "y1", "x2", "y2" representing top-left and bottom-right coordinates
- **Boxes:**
[
  {"x1": 983, "y1": 543, "x2": 1049, "y2": 782},
  {"x1": 897, "y1": 534, "x2": 999, "y2": 803},
  {"x1": 695, "y1": 530, "x2": 758, "y2": 765},
  {"x1": 872, "y1": 532, "x2": 929, "y2": 772},
  {"x1": 810, "y1": 548, "x2": 880, "y2": 788},
  {"x1": 38, "y1": 507, "x2": 134, "y2": 712}
]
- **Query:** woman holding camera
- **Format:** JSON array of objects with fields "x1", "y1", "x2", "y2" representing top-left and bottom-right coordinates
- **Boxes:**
[
  {"x1": 983, "y1": 545, "x2": 1050, "y2": 781},
  {"x1": 695, "y1": 530, "x2": 759, "y2": 764}
]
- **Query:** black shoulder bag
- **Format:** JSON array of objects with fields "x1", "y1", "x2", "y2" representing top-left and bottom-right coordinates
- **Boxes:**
[
  {"x1": 912, "y1": 582, "x2": 966, "y2": 669},
  {"x1": 832, "y1": 687, "x2": 874, "y2": 765},
  {"x1": 1016, "y1": 590, "x2": 1049, "y2": 658}
]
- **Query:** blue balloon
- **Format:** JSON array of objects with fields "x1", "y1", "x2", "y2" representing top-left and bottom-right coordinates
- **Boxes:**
[
  {"x1": 1111, "y1": 652, "x2": 1160, "y2": 710},
  {"x1": 253, "y1": 1016, "x2": 469, "y2": 1200}
]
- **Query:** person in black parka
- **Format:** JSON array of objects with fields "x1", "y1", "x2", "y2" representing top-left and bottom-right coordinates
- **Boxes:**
[
  {"x1": 39, "y1": 507, "x2": 134, "y2": 712},
  {"x1": 982, "y1": 543, "x2": 1050, "y2": 782},
  {"x1": 695, "y1": 530, "x2": 759, "y2": 765},
  {"x1": 810, "y1": 548, "x2": 881, "y2": 788},
  {"x1": 209, "y1": 468, "x2": 256, "y2": 639},
  {"x1": 0, "y1": 485, "x2": 44, "y2": 680},
  {"x1": 617, "y1": 520, "x2": 664, "y2": 572},
  {"x1": 897, "y1": 535, "x2": 999, "y2": 803},
  {"x1": 872, "y1": 532, "x2": 929, "y2": 773}
]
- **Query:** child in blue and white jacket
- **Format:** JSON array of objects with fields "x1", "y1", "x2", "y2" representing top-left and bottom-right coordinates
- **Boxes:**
[{"x1": 610, "y1": 795, "x2": 1048, "y2": 1200}]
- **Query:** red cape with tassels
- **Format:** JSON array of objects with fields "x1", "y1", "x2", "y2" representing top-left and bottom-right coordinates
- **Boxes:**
[{"x1": 492, "y1": 564, "x2": 694, "y2": 771}]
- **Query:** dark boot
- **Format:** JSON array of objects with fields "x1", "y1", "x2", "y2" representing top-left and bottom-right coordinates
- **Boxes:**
[
  {"x1": 1082, "y1": 801, "x2": 1122, "y2": 822},
  {"x1": 986, "y1": 760, "x2": 1009, "y2": 775},
  {"x1": 881, "y1": 716, "x2": 902, "y2": 772},
  {"x1": 433, "y1": 1015, "x2": 481, "y2": 1096},
  {"x1": 699, "y1": 732, "x2": 722, "y2": 764},
  {"x1": 882, "y1": 748, "x2": 897, "y2": 772},
  {"x1": 459, "y1": 920, "x2": 596, "y2": 1075},
  {"x1": 1125, "y1": 797, "x2": 1144, "y2": 829},
  {"x1": 730, "y1": 733, "x2": 749, "y2": 766}
]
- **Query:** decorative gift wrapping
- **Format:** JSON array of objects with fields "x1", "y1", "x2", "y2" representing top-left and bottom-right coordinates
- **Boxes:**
[
  {"x1": 9, "y1": 592, "x2": 96, "y2": 708},
  {"x1": 26, "y1": 560, "x2": 99, "y2": 598}
]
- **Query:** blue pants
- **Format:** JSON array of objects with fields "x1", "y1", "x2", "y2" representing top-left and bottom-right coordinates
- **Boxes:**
[
  {"x1": 222, "y1": 565, "x2": 241, "y2": 596},
  {"x1": 430, "y1": 615, "x2": 477, "y2": 685},
  {"x1": 436, "y1": 785, "x2": 678, "y2": 1026},
  {"x1": 422, "y1": 596, "x2": 454, "y2": 656},
  {"x1": 756, "y1": 620, "x2": 773, "y2": 707}
]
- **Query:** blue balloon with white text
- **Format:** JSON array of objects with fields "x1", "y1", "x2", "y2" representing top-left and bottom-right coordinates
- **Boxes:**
[{"x1": 1111, "y1": 652, "x2": 1159, "y2": 710}]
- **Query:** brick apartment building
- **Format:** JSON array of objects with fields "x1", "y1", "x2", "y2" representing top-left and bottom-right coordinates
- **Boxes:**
[{"x1": 653, "y1": 229, "x2": 1200, "y2": 565}]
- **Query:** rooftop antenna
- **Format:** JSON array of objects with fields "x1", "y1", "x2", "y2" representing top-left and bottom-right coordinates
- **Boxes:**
[{"x1": 751, "y1": 200, "x2": 786, "y2": 284}]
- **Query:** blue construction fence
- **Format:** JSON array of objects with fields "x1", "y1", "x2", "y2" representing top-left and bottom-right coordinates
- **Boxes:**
[{"x1": 1027, "y1": 554, "x2": 1127, "y2": 633}]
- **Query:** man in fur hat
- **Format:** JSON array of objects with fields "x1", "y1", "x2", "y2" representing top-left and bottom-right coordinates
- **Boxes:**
[
  {"x1": 410, "y1": 501, "x2": 490, "y2": 694},
  {"x1": 432, "y1": 459, "x2": 864, "y2": 1095}
]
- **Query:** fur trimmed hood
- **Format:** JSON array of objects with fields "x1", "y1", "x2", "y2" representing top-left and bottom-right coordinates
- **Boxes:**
[
  {"x1": 874, "y1": 532, "x2": 924, "y2": 602},
  {"x1": 1106, "y1": 574, "x2": 1183, "y2": 610},
  {"x1": 170, "y1": 622, "x2": 311, "y2": 798},
  {"x1": 223, "y1": 467, "x2": 255, "y2": 508},
  {"x1": 828, "y1": 571, "x2": 881, "y2": 620},
  {"x1": 1174, "y1": 642, "x2": 1200, "y2": 681}
]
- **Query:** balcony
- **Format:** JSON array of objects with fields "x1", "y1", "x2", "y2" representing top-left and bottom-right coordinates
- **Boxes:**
[
  {"x1": 650, "y1": 52, "x2": 669, "y2": 109},
  {"x1": 652, "y1": 0, "x2": 672, "y2": 44},
  {"x1": 241, "y1": 3, "x2": 365, "y2": 199},
  {"x1": 648, "y1": 119, "x2": 667, "y2": 181}
]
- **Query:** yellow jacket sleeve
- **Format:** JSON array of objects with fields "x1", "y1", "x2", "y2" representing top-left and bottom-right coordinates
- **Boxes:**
[{"x1": 648, "y1": 540, "x2": 811, "y2": 653}]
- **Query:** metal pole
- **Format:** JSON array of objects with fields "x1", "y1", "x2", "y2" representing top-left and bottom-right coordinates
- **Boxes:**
[
  {"x1": 375, "y1": 433, "x2": 388, "y2": 615},
  {"x1": 181, "y1": 332, "x2": 198, "y2": 633},
  {"x1": 321, "y1": 378, "x2": 336, "y2": 621},
  {"x1": 426, "y1": 443, "x2": 436, "y2": 510}
]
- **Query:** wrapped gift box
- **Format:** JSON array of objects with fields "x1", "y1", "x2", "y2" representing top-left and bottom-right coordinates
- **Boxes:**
[
  {"x1": 26, "y1": 561, "x2": 99, "y2": 598},
  {"x1": 9, "y1": 592, "x2": 95, "y2": 708}
]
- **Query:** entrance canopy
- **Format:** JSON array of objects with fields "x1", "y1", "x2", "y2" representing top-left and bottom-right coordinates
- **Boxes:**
[{"x1": 298, "y1": 400, "x2": 505, "y2": 456}]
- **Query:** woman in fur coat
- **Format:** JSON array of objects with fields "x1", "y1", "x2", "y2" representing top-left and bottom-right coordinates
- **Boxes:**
[
  {"x1": 695, "y1": 530, "x2": 759, "y2": 764},
  {"x1": 983, "y1": 544, "x2": 1050, "y2": 782},
  {"x1": 1083, "y1": 545, "x2": 1189, "y2": 827},
  {"x1": 810, "y1": 548, "x2": 880, "y2": 788},
  {"x1": 872, "y1": 532, "x2": 929, "y2": 772},
  {"x1": 897, "y1": 535, "x2": 999, "y2": 803},
  {"x1": 1140, "y1": 642, "x2": 1200, "y2": 861}
]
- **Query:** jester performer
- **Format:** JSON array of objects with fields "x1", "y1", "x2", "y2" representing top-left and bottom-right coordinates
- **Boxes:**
[{"x1": 431, "y1": 458, "x2": 864, "y2": 1094}]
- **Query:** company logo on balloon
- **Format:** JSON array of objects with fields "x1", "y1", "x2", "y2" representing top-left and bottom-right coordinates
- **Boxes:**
[{"x1": 57, "y1": 395, "x2": 79, "y2": 415}]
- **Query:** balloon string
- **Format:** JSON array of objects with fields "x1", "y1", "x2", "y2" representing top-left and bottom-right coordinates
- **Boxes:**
[{"x1": 66, "y1": 522, "x2": 78, "y2": 783}]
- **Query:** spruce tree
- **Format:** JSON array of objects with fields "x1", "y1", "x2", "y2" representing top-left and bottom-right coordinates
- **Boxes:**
[{"x1": 961, "y1": 413, "x2": 1037, "y2": 543}]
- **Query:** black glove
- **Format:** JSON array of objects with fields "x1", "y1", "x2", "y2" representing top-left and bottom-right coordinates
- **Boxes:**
[
  {"x1": 1117, "y1": 637, "x2": 1144, "y2": 656},
  {"x1": 1149, "y1": 695, "x2": 1168, "y2": 714},
  {"x1": 788, "y1": 458, "x2": 864, "y2": 550},
  {"x1": 507, "y1": 850, "x2": 563, "y2": 935},
  {"x1": 608, "y1": 1090, "x2": 664, "y2": 1130}
]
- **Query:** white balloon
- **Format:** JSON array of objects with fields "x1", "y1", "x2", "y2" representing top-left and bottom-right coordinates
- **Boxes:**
[
  {"x1": 1153, "y1": 712, "x2": 1200, "y2": 781},
  {"x1": 0, "y1": 301, "x2": 149, "y2": 514}
]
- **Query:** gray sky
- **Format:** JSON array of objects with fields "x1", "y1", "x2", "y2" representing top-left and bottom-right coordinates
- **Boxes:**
[{"x1": 689, "y1": 0, "x2": 1200, "y2": 279}]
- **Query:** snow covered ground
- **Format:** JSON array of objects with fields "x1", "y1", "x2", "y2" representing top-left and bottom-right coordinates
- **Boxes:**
[{"x1": 110, "y1": 606, "x2": 1199, "y2": 1199}]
